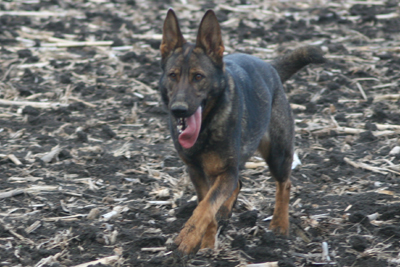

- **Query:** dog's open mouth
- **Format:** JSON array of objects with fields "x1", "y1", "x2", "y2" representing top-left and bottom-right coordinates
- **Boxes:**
[
  {"x1": 177, "y1": 118, "x2": 187, "y2": 134},
  {"x1": 176, "y1": 106, "x2": 202, "y2": 149}
]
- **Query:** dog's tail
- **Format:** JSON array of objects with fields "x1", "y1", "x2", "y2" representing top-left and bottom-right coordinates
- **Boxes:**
[{"x1": 271, "y1": 46, "x2": 325, "y2": 84}]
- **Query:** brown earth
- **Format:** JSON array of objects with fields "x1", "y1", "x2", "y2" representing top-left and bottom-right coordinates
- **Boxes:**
[{"x1": 0, "y1": 0, "x2": 400, "y2": 266}]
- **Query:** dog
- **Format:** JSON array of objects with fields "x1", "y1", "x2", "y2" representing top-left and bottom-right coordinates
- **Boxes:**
[{"x1": 159, "y1": 9, "x2": 325, "y2": 255}]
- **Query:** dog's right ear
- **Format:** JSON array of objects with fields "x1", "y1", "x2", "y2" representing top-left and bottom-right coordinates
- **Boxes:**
[
  {"x1": 195, "y1": 10, "x2": 224, "y2": 66},
  {"x1": 160, "y1": 9, "x2": 185, "y2": 59}
]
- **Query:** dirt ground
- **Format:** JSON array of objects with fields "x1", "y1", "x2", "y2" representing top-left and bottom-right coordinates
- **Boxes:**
[{"x1": 1, "y1": 0, "x2": 400, "y2": 266}]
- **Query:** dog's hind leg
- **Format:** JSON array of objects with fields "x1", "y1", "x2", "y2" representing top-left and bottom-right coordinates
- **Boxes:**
[
  {"x1": 258, "y1": 134, "x2": 292, "y2": 236},
  {"x1": 258, "y1": 90, "x2": 294, "y2": 236},
  {"x1": 270, "y1": 178, "x2": 292, "y2": 235}
]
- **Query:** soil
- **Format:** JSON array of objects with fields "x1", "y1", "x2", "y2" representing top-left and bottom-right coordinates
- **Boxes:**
[{"x1": 1, "y1": 0, "x2": 400, "y2": 266}]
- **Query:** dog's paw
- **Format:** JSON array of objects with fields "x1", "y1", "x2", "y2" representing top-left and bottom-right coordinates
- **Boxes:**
[
  {"x1": 175, "y1": 237, "x2": 202, "y2": 255},
  {"x1": 200, "y1": 222, "x2": 217, "y2": 249},
  {"x1": 174, "y1": 226, "x2": 203, "y2": 255},
  {"x1": 177, "y1": 242, "x2": 201, "y2": 256},
  {"x1": 166, "y1": 237, "x2": 179, "y2": 252},
  {"x1": 200, "y1": 235, "x2": 215, "y2": 249},
  {"x1": 163, "y1": 250, "x2": 191, "y2": 266},
  {"x1": 269, "y1": 220, "x2": 290, "y2": 236}
]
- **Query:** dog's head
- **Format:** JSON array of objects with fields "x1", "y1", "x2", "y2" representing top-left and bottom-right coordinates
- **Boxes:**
[{"x1": 159, "y1": 9, "x2": 226, "y2": 149}]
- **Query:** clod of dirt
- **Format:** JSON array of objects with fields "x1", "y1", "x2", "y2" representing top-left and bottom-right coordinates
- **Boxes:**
[
  {"x1": 380, "y1": 203, "x2": 400, "y2": 220},
  {"x1": 349, "y1": 235, "x2": 368, "y2": 252},
  {"x1": 120, "y1": 51, "x2": 140, "y2": 63},
  {"x1": 163, "y1": 156, "x2": 181, "y2": 168},
  {"x1": 21, "y1": 68, "x2": 36, "y2": 82},
  {"x1": 327, "y1": 43, "x2": 348, "y2": 54},
  {"x1": 289, "y1": 93, "x2": 311, "y2": 104},
  {"x1": 317, "y1": 9, "x2": 339, "y2": 24},
  {"x1": 231, "y1": 234, "x2": 247, "y2": 250},
  {"x1": 317, "y1": 92, "x2": 339, "y2": 104},
  {"x1": 0, "y1": 224, "x2": 9, "y2": 237},
  {"x1": 81, "y1": 85, "x2": 96, "y2": 96},
  {"x1": 121, "y1": 97, "x2": 134, "y2": 107},
  {"x1": 76, "y1": 131, "x2": 88, "y2": 142},
  {"x1": 259, "y1": 231, "x2": 276, "y2": 247},
  {"x1": 358, "y1": 131, "x2": 377, "y2": 143},
  {"x1": 238, "y1": 210, "x2": 258, "y2": 227},
  {"x1": 68, "y1": 102, "x2": 86, "y2": 111},
  {"x1": 58, "y1": 149, "x2": 72, "y2": 160},
  {"x1": 22, "y1": 105, "x2": 40, "y2": 116},
  {"x1": 378, "y1": 225, "x2": 400, "y2": 238},
  {"x1": 278, "y1": 259, "x2": 296, "y2": 267},
  {"x1": 101, "y1": 125, "x2": 117, "y2": 139},
  {"x1": 371, "y1": 107, "x2": 388, "y2": 122},
  {"x1": 329, "y1": 152, "x2": 345, "y2": 166},
  {"x1": 111, "y1": 37, "x2": 124, "y2": 47},
  {"x1": 74, "y1": 225, "x2": 98, "y2": 244},
  {"x1": 17, "y1": 49, "x2": 32, "y2": 58},
  {"x1": 45, "y1": 21, "x2": 65, "y2": 32},
  {"x1": 365, "y1": 122, "x2": 378, "y2": 131},
  {"x1": 18, "y1": 51, "x2": 39, "y2": 63},
  {"x1": 334, "y1": 113, "x2": 347, "y2": 122},
  {"x1": 175, "y1": 201, "x2": 197, "y2": 219},
  {"x1": 135, "y1": 236, "x2": 166, "y2": 248},
  {"x1": 59, "y1": 73, "x2": 72, "y2": 84},
  {"x1": 246, "y1": 246, "x2": 279, "y2": 263},
  {"x1": 349, "y1": 211, "x2": 372, "y2": 227},
  {"x1": 27, "y1": 115, "x2": 47, "y2": 125},
  {"x1": 305, "y1": 102, "x2": 318, "y2": 114},
  {"x1": 327, "y1": 81, "x2": 341, "y2": 90}
]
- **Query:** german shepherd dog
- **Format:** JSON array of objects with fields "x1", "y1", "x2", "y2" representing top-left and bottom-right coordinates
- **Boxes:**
[{"x1": 159, "y1": 9, "x2": 324, "y2": 255}]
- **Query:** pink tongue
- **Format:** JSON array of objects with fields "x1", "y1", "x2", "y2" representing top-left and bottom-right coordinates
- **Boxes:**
[{"x1": 178, "y1": 107, "x2": 202, "y2": 149}]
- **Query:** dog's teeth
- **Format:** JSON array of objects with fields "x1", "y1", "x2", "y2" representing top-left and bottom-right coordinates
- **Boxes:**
[{"x1": 177, "y1": 118, "x2": 186, "y2": 134}]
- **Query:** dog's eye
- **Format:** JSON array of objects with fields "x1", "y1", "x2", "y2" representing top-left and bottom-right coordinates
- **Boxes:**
[
  {"x1": 169, "y1": 73, "x2": 177, "y2": 80},
  {"x1": 194, "y1": 74, "x2": 203, "y2": 81}
]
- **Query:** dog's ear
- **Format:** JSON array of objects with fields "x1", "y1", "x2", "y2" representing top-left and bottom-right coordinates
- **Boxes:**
[
  {"x1": 196, "y1": 10, "x2": 224, "y2": 65},
  {"x1": 160, "y1": 9, "x2": 185, "y2": 59}
]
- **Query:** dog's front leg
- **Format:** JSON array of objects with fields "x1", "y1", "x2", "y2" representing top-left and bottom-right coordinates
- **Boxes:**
[
  {"x1": 175, "y1": 167, "x2": 238, "y2": 255},
  {"x1": 200, "y1": 179, "x2": 241, "y2": 249}
]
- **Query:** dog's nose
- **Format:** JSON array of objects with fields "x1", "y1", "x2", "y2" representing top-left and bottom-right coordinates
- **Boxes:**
[{"x1": 171, "y1": 102, "x2": 189, "y2": 117}]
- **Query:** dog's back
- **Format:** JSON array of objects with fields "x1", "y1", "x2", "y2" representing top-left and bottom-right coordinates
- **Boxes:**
[
  {"x1": 224, "y1": 53, "x2": 281, "y2": 162},
  {"x1": 224, "y1": 47, "x2": 324, "y2": 163}
]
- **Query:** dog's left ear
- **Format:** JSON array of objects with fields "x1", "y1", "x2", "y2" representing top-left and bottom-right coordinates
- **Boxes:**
[{"x1": 196, "y1": 10, "x2": 224, "y2": 66}]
